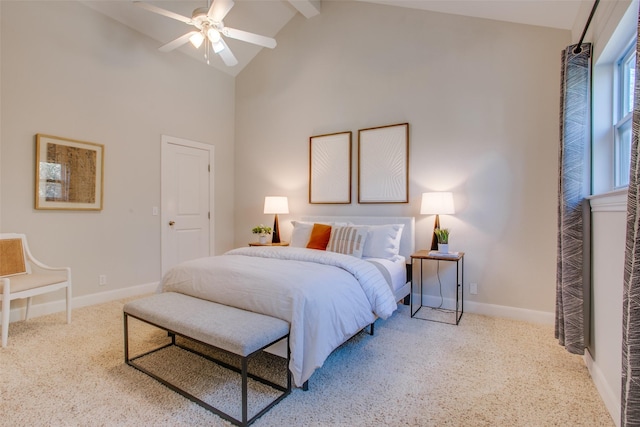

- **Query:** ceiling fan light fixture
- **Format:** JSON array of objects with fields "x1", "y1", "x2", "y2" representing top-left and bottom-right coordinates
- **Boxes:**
[
  {"x1": 189, "y1": 31, "x2": 205, "y2": 48},
  {"x1": 207, "y1": 28, "x2": 221, "y2": 44},
  {"x1": 212, "y1": 40, "x2": 225, "y2": 53}
]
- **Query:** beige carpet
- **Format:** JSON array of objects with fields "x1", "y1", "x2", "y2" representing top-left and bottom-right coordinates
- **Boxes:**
[{"x1": 1, "y1": 297, "x2": 614, "y2": 426}]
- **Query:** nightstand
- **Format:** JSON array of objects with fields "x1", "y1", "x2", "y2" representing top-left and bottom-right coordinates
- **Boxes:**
[
  {"x1": 410, "y1": 250, "x2": 464, "y2": 325},
  {"x1": 248, "y1": 242, "x2": 290, "y2": 247}
]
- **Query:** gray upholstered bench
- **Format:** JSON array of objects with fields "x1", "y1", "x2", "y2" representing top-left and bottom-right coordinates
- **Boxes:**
[{"x1": 123, "y1": 292, "x2": 291, "y2": 427}]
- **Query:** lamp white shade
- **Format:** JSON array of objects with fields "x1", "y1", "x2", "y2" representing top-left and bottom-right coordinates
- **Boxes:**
[
  {"x1": 263, "y1": 196, "x2": 289, "y2": 214},
  {"x1": 207, "y1": 28, "x2": 221, "y2": 43},
  {"x1": 212, "y1": 40, "x2": 225, "y2": 53},
  {"x1": 420, "y1": 192, "x2": 455, "y2": 215},
  {"x1": 189, "y1": 32, "x2": 205, "y2": 48}
]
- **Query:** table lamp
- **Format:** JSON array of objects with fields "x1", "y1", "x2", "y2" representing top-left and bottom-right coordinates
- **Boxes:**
[
  {"x1": 420, "y1": 192, "x2": 455, "y2": 250},
  {"x1": 264, "y1": 196, "x2": 289, "y2": 244}
]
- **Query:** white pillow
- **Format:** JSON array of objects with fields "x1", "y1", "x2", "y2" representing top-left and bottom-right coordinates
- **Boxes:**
[
  {"x1": 362, "y1": 224, "x2": 405, "y2": 259},
  {"x1": 326, "y1": 226, "x2": 368, "y2": 258},
  {"x1": 290, "y1": 221, "x2": 315, "y2": 247},
  {"x1": 289, "y1": 220, "x2": 348, "y2": 247}
]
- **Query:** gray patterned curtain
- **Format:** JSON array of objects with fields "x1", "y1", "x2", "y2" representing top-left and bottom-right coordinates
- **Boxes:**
[
  {"x1": 556, "y1": 43, "x2": 591, "y2": 355},
  {"x1": 622, "y1": 8, "x2": 640, "y2": 425}
]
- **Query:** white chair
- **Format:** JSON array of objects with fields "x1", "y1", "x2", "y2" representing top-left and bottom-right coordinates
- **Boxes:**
[{"x1": 0, "y1": 233, "x2": 72, "y2": 348}]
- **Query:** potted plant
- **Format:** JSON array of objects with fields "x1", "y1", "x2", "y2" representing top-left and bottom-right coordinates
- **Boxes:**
[
  {"x1": 252, "y1": 224, "x2": 272, "y2": 244},
  {"x1": 434, "y1": 228, "x2": 450, "y2": 253}
]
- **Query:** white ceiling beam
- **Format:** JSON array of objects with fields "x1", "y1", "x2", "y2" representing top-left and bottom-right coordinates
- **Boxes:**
[{"x1": 288, "y1": 0, "x2": 321, "y2": 18}]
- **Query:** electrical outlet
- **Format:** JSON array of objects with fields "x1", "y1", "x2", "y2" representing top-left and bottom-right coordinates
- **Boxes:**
[
  {"x1": 99, "y1": 275, "x2": 107, "y2": 286},
  {"x1": 470, "y1": 282, "x2": 478, "y2": 295}
]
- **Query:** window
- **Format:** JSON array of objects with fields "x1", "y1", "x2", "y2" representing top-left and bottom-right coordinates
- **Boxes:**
[
  {"x1": 614, "y1": 42, "x2": 636, "y2": 188},
  {"x1": 591, "y1": 3, "x2": 638, "y2": 195},
  {"x1": 39, "y1": 161, "x2": 68, "y2": 201}
]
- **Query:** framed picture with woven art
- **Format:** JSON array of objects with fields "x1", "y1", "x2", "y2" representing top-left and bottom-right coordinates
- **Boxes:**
[
  {"x1": 309, "y1": 131, "x2": 352, "y2": 204},
  {"x1": 358, "y1": 123, "x2": 409, "y2": 204},
  {"x1": 35, "y1": 134, "x2": 104, "y2": 210}
]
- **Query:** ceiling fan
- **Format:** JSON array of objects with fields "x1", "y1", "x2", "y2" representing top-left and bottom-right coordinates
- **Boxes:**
[{"x1": 134, "y1": 0, "x2": 277, "y2": 67}]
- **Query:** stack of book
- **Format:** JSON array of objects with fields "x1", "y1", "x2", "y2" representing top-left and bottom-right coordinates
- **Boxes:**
[{"x1": 428, "y1": 251, "x2": 460, "y2": 258}]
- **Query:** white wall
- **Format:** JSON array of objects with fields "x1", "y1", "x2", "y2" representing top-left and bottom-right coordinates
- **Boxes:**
[
  {"x1": 589, "y1": 192, "x2": 626, "y2": 426},
  {"x1": 0, "y1": 2, "x2": 236, "y2": 304},
  {"x1": 235, "y1": 1, "x2": 570, "y2": 316}
]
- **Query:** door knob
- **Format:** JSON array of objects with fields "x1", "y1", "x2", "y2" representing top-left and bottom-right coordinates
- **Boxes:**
[{"x1": 169, "y1": 221, "x2": 175, "y2": 226}]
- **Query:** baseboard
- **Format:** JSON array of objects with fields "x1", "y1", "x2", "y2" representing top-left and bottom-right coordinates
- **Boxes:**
[
  {"x1": 10, "y1": 286, "x2": 554, "y2": 325},
  {"x1": 73, "y1": 282, "x2": 159, "y2": 308},
  {"x1": 585, "y1": 349, "x2": 620, "y2": 426},
  {"x1": 464, "y1": 300, "x2": 555, "y2": 324},
  {"x1": 2, "y1": 282, "x2": 159, "y2": 324},
  {"x1": 412, "y1": 294, "x2": 554, "y2": 324}
]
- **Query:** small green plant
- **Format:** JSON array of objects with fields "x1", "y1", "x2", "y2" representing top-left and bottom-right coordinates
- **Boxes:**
[
  {"x1": 252, "y1": 224, "x2": 272, "y2": 235},
  {"x1": 434, "y1": 228, "x2": 450, "y2": 244}
]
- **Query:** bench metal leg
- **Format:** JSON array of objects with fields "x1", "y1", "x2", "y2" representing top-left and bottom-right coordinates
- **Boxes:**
[
  {"x1": 124, "y1": 313, "x2": 129, "y2": 363},
  {"x1": 123, "y1": 311, "x2": 291, "y2": 427},
  {"x1": 242, "y1": 357, "x2": 248, "y2": 425}
]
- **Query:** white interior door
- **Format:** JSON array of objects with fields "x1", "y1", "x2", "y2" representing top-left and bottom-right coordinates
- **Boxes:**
[{"x1": 161, "y1": 135, "x2": 214, "y2": 275}]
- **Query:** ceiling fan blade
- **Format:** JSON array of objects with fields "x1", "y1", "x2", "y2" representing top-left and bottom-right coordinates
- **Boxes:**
[
  {"x1": 217, "y1": 39, "x2": 238, "y2": 66},
  {"x1": 208, "y1": 0, "x2": 235, "y2": 22},
  {"x1": 222, "y1": 27, "x2": 277, "y2": 49},
  {"x1": 159, "y1": 31, "x2": 199, "y2": 52},
  {"x1": 134, "y1": 2, "x2": 192, "y2": 24}
]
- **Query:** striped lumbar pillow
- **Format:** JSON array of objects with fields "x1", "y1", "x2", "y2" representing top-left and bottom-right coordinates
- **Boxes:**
[{"x1": 326, "y1": 226, "x2": 368, "y2": 258}]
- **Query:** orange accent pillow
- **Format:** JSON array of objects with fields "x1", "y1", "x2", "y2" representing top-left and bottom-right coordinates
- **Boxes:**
[{"x1": 306, "y1": 223, "x2": 332, "y2": 250}]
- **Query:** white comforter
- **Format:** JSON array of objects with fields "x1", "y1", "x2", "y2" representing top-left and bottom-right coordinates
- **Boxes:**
[{"x1": 160, "y1": 246, "x2": 398, "y2": 387}]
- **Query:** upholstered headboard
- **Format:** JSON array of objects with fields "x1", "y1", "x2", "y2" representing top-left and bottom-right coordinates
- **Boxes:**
[{"x1": 300, "y1": 216, "x2": 415, "y2": 261}]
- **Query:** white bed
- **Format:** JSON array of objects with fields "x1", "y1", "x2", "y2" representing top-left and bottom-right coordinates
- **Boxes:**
[
  {"x1": 301, "y1": 216, "x2": 415, "y2": 302},
  {"x1": 160, "y1": 216, "x2": 415, "y2": 388}
]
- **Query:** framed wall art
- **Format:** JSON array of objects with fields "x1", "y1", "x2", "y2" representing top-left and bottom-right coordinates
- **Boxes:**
[
  {"x1": 35, "y1": 134, "x2": 104, "y2": 210},
  {"x1": 309, "y1": 131, "x2": 352, "y2": 204},
  {"x1": 358, "y1": 123, "x2": 409, "y2": 204}
]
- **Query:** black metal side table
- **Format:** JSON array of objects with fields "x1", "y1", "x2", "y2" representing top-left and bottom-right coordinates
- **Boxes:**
[{"x1": 410, "y1": 250, "x2": 464, "y2": 325}]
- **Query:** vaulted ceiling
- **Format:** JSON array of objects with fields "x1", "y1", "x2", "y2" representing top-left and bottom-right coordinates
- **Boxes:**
[{"x1": 82, "y1": 0, "x2": 588, "y2": 76}]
